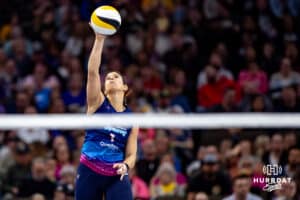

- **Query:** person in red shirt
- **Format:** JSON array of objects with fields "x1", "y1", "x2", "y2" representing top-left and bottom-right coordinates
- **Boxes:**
[{"x1": 197, "y1": 65, "x2": 240, "y2": 110}]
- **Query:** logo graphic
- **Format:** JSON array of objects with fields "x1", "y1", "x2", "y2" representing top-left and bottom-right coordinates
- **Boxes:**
[
  {"x1": 110, "y1": 133, "x2": 115, "y2": 142},
  {"x1": 263, "y1": 164, "x2": 282, "y2": 176},
  {"x1": 253, "y1": 164, "x2": 292, "y2": 192}
]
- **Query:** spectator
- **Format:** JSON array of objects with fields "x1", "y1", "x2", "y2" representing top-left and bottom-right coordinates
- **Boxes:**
[
  {"x1": 238, "y1": 62, "x2": 268, "y2": 95},
  {"x1": 226, "y1": 150, "x2": 242, "y2": 179},
  {"x1": 219, "y1": 139, "x2": 233, "y2": 165},
  {"x1": 284, "y1": 43, "x2": 300, "y2": 70},
  {"x1": 16, "y1": 105, "x2": 49, "y2": 144},
  {"x1": 260, "y1": 43, "x2": 278, "y2": 75},
  {"x1": 52, "y1": 135, "x2": 68, "y2": 150},
  {"x1": 20, "y1": 62, "x2": 59, "y2": 112},
  {"x1": 187, "y1": 152, "x2": 232, "y2": 200},
  {"x1": 136, "y1": 139, "x2": 160, "y2": 185},
  {"x1": 243, "y1": 94, "x2": 273, "y2": 112},
  {"x1": 56, "y1": 165, "x2": 76, "y2": 198},
  {"x1": 6, "y1": 90, "x2": 31, "y2": 113},
  {"x1": 169, "y1": 69, "x2": 191, "y2": 112},
  {"x1": 129, "y1": 167, "x2": 150, "y2": 200},
  {"x1": 194, "y1": 192, "x2": 209, "y2": 200},
  {"x1": 186, "y1": 146, "x2": 206, "y2": 178},
  {"x1": 141, "y1": 66, "x2": 163, "y2": 97},
  {"x1": 49, "y1": 97, "x2": 66, "y2": 114},
  {"x1": 269, "y1": 0, "x2": 300, "y2": 17},
  {"x1": 154, "y1": 153, "x2": 187, "y2": 189},
  {"x1": 2, "y1": 141, "x2": 31, "y2": 198},
  {"x1": 31, "y1": 193, "x2": 46, "y2": 200},
  {"x1": 222, "y1": 174, "x2": 263, "y2": 200},
  {"x1": 18, "y1": 158, "x2": 55, "y2": 199},
  {"x1": 150, "y1": 163, "x2": 185, "y2": 199},
  {"x1": 197, "y1": 52, "x2": 233, "y2": 88},
  {"x1": 208, "y1": 88, "x2": 241, "y2": 112},
  {"x1": 274, "y1": 86, "x2": 300, "y2": 112},
  {"x1": 270, "y1": 57, "x2": 300, "y2": 98},
  {"x1": 254, "y1": 135, "x2": 270, "y2": 158},
  {"x1": 155, "y1": 131, "x2": 171, "y2": 159},
  {"x1": 54, "y1": 144, "x2": 72, "y2": 180},
  {"x1": 197, "y1": 65, "x2": 238, "y2": 110},
  {"x1": 53, "y1": 186, "x2": 67, "y2": 200},
  {"x1": 45, "y1": 158, "x2": 56, "y2": 182},
  {"x1": 64, "y1": 22, "x2": 85, "y2": 57},
  {"x1": 273, "y1": 181, "x2": 298, "y2": 200},
  {"x1": 262, "y1": 134, "x2": 287, "y2": 166},
  {"x1": 62, "y1": 73, "x2": 86, "y2": 113},
  {"x1": 283, "y1": 131, "x2": 297, "y2": 150},
  {"x1": 284, "y1": 147, "x2": 300, "y2": 178},
  {"x1": 239, "y1": 140, "x2": 252, "y2": 157},
  {"x1": 0, "y1": 132, "x2": 19, "y2": 178},
  {"x1": 0, "y1": 59, "x2": 18, "y2": 101},
  {"x1": 168, "y1": 124, "x2": 194, "y2": 170}
]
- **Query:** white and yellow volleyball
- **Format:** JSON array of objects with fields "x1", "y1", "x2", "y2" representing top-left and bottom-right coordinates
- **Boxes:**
[{"x1": 90, "y1": 5, "x2": 121, "y2": 36}]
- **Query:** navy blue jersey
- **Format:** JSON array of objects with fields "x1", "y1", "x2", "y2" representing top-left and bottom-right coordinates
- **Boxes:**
[{"x1": 80, "y1": 98, "x2": 132, "y2": 176}]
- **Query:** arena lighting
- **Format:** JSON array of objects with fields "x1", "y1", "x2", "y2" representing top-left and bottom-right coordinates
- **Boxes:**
[{"x1": 0, "y1": 113, "x2": 299, "y2": 129}]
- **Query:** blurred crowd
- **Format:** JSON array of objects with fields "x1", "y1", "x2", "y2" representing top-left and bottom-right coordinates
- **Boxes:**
[
  {"x1": 0, "y1": 128, "x2": 299, "y2": 200},
  {"x1": 0, "y1": 0, "x2": 300, "y2": 114},
  {"x1": 0, "y1": 0, "x2": 300, "y2": 199}
]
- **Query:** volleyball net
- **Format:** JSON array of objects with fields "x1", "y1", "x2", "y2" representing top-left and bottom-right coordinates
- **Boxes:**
[{"x1": 0, "y1": 113, "x2": 300, "y2": 130}]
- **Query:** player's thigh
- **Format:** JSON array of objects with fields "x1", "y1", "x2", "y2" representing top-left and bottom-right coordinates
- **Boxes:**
[
  {"x1": 75, "y1": 164, "x2": 103, "y2": 200},
  {"x1": 105, "y1": 176, "x2": 133, "y2": 200}
]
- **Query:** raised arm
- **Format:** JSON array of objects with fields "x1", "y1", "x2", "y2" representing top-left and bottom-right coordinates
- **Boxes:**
[{"x1": 86, "y1": 34, "x2": 105, "y2": 114}]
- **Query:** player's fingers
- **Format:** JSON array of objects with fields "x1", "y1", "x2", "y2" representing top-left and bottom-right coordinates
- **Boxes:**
[
  {"x1": 113, "y1": 163, "x2": 121, "y2": 169},
  {"x1": 120, "y1": 174, "x2": 125, "y2": 181},
  {"x1": 117, "y1": 168, "x2": 123, "y2": 174}
]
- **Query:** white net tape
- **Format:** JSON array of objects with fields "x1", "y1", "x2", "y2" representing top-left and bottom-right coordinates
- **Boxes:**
[{"x1": 0, "y1": 113, "x2": 300, "y2": 129}]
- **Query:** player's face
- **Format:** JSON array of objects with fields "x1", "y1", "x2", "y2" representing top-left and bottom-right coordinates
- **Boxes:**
[{"x1": 105, "y1": 72, "x2": 127, "y2": 94}]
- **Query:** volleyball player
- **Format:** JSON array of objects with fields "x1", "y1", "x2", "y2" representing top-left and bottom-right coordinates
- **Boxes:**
[{"x1": 75, "y1": 31, "x2": 138, "y2": 200}]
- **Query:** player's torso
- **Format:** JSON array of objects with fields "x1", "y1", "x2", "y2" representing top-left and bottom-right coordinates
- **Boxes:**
[
  {"x1": 80, "y1": 98, "x2": 132, "y2": 167},
  {"x1": 82, "y1": 126, "x2": 131, "y2": 162}
]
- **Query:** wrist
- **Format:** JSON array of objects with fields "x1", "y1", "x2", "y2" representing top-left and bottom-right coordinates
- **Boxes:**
[
  {"x1": 123, "y1": 162, "x2": 130, "y2": 172},
  {"x1": 95, "y1": 34, "x2": 105, "y2": 41}
]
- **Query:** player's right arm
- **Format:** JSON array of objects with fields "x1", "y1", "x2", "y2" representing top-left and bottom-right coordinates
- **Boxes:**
[{"x1": 86, "y1": 34, "x2": 105, "y2": 114}]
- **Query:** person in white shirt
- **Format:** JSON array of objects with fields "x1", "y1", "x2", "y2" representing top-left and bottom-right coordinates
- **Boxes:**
[
  {"x1": 223, "y1": 175, "x2": 262, "y2": 200},
  {"x1": 269, "y1": 57, "x2": 300, "y2": 98},
  {"x1": 16, "y1": 106, "x2": 49, "y2": 144}
]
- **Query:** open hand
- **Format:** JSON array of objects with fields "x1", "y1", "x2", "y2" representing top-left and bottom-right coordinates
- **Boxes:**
[
  {"x1": 88, "y1": 22, "x2": 106, "y2": 40},
  {"x1": 113, "y1": 163, "x2": 128, "y2": 181}
]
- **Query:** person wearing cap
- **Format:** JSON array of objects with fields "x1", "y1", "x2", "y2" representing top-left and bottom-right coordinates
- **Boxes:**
[
  {"x1": 187, "y1": 152, "x2": 232, "y2": 200},
  {"x1": 17, "y1": 157, "x2": 56, "y2": 199},
  {"x1": 2, "y1": 141, "x2": 31, "y2": 198},
  {"x1": 0, "y1": 133, "x2": 19, "y2": 178}
]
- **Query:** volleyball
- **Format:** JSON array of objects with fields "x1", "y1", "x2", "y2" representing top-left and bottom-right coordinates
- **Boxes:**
[{"x1": 90, "y1": 5, "x2": 121, "y2": 36}]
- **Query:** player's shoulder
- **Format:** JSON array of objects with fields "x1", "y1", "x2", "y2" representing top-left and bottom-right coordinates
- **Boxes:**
[{"x1": 95, "y1": 98, "x2": 111, "y2": 113}]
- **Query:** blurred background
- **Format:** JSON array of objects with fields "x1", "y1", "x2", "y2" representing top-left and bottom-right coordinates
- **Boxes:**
[{"x1": 0, "y1": 0, "x2": 300, "y2": 200}]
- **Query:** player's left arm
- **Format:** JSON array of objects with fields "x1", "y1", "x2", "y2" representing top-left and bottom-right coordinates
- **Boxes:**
[{"x1": 113, "y1": 127, "x2": 139, "y2": 180}]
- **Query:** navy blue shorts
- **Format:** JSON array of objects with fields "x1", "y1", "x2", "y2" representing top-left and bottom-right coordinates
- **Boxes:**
[{"x1": 75, "y1": 163, "x2": 133, "y2": 200}]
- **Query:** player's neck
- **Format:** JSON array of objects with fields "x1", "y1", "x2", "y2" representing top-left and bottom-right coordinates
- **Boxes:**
[{"x1": 107, "y1": 92, "x2": 125, "y2": 112}]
